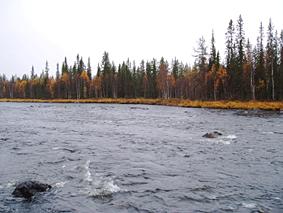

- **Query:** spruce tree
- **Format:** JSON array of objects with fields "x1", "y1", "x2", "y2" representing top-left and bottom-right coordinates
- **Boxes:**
[
  {"x1": 87, "y1": 57, "x2": 92, "y2": 80},
  {"x1": 280, "y1": 30, "x2": 283, "y2": 99},
  {"x1": 235, "y1": 15, "x2": 245, "y2": 98},
  {"x1": 266, "y1": 19, "x2": 275, "y2": 100},
  {"x1": 225, "y1": 19, "x2": 236, "y2": 98},
  {"x1": 209, "y1": 30, "x2": 217, "y2": 70},
  {"x1": 255, "y1": 22, "x2": 266, "y2": 99}
]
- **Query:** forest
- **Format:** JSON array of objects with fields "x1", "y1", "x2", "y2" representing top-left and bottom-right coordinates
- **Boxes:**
[{"x1": 0, "y1": 15, "x2": 283, "y2": 101}]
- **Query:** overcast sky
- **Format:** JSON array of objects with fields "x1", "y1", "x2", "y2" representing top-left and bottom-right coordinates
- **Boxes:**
[{"x1": 1, "y1": 0, "x2": 283, "y2": 77}]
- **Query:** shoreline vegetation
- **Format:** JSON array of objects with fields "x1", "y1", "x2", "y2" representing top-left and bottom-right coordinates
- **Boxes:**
[
  {"x1": 1, "y1": 16, "x2": 283, "y2": 103},
  {"x1": 1, "y1": 98, "x2": 282, "y2": 111},
  {"x1": 0, "y1": 15, "x2": 283, "y2": 105}
]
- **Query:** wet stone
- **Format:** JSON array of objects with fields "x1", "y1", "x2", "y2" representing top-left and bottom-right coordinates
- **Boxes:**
[
  {"x1": 12, "y1": 181, "x2": 51, "y2": 199},
  {"x1": 202, "y1": 131, "x2": 222, "y2": 138}
]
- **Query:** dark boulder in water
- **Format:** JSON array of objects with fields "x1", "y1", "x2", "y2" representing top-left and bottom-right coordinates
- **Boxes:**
[
  {"x1": 202, "y1": 131, "x2": 222, "y2": 138},
  {"x1": 12, "y1": 181, "x2": 51, "y2": 199}
]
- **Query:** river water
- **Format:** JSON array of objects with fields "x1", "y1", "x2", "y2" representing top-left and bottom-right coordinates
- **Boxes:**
[{"x1": 0, "y1": 103, "x2": 282, "y2": 212}]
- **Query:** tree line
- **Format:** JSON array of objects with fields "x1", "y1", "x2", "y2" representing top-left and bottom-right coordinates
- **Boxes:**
[{"x1": 1, "y1": 16, "x2": 283, "y2": 101}]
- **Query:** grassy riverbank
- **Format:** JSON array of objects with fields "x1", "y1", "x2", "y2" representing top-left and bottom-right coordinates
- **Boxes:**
[{"x1": 1, "y1": 98, "x2": 283, "y2": 110}]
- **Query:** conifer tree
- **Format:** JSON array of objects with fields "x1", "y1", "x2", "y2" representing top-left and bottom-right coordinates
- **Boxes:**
[
  {"x1": 87, "y1": 57, "x2": 92, "y2": 80},
  {"x1": 209, "y1": 30, "x2": 217, "y2": 70},
  {"x1": 254, "y1": 22, "x2": 266, "y2": 99},
  {"x1": 235, "y1": 15, "x2": 245, "y2": 98},
  {"x1": 280, "y1": 30, "x2": 283, "y2": 99},
  {"x1": 266, "y1": 19, "x2": 275, "y2": 100},
  {"x1": 225, "y1": 19, "x2": 236, "y2": 98}
]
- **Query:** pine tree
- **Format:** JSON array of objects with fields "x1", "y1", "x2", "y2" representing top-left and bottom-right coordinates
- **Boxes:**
[
  {"x1": 44, "y1": 61, "x2": 50, "y2": 98},
  {"x1": 209, "y1": 30, "x2": 217, "y2": 70},
  {"x1": 273, "y1": 30, "x2": 280, "y2": 100},
  {"x1": 56, "y1": 63, "x2": 61, "y2": 98},
  {"x1": 45, "y1": 61, "x2": 49, "y2": 79},
  {"x1": 225, "y1": 19, "x2": 236, "y2": 98},
  {"x1": 207, "y1": 31, "x2": 219, "y2": 100},
  {"x1": 280, "y1": 30, "x2": 283, "y2": 99},
  {"x1": 254, "y1": 22, "x2": 266, "y2": 99},
  {"x1": 137, "y1": 60, "x2": 145, "y2": 98},
  {"x1": 172, "y1": 58, "x2": 179, "y2": 98},
  {"x1": 101, "y1": 52, "x2": 112, "y2": 97},
  {"x1": 194, "y1": 36, "x2": 208, "y2": 99},
  {"x1": 87, "y1": 57, "x2": 92, "y2": 80},
  {"x1": 266, "y1": 19, "x2": 275, "y2": 100},
  {"x1": 151, "y1": 59, "x2": 157, "y2": 98},
  {"x1": 145, "y1": 61, "x2": 151, "y2": 98},
  {"x1": 245, "y1": 39, "x2": 255, "y2": 100},
  {"x1": 172, "y1": 58, "x2": 179, "y2": 81},
  {"x1": 111, "y1": 61, "x2": 117, "y2": 98},
  {"x1": 31, "y1": 66, "x2": 35, "y2": 79},
  {"x1": 61, "y1": 57, "x2": 68, "y2": 75},
  {"x1": 97, "y1": 64, "x2": 101, "y2": 77},
  {"x1": 132, "y1": 61, "x2": 137, "y2": 98},
  {"x1": 235, "y1": 15, "x2": 245, "y2": 98},
  {"x1": 157, "y1": 57, "x2": 169, "y2": 98}
]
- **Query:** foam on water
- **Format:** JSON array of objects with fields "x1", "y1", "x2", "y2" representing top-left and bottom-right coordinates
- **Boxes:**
[
  {"x1": 214, "y1": 134, "x2": 237, "y2": 145},
  {"x1": 226, "y1": 134, "x2": 237, "y2": 139},
  {"x1": 84, "y1": 160, "x2": 93, "y2": 182},
  {"x1": 54, "y1": 181, "x2": 67, "y2": 188},
  {"x1": 103, "y1": 180, "x2": 121, "y2": 193},
  {"x1": 83, "y1": 160, "x2": 122, "y2": 198},
  {"x1": 6, "y1": 182, "x2": 15, "y2": 188},
  {"x1": 263, "y1": 131, "x2": 274, "y2": 134},
  {"x1": 52, "y1": 147, "x2": 61, "y2": 150},
  {"x1": 242, "y1": 202, "x2": 257, "y2": 208},
  {"x1": 216, "y1": 139, "x2": 231, "y2": 145},
  {"x1": 88, "y1": 179, "x2": 121, "y2": 198}
]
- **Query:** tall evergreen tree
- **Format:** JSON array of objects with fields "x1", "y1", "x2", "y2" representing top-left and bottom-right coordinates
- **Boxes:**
[
  {"x1": 87, "y1": 57, "x2": 92, "y2": 80},
  {"x1": 235, "y1": 15, "x2": 246, "y2": 98},
  {"x1": 266, "y1": 19, "x2": 275, "y2": 100},
  {"x1": 273, "y1": 30, "x2": 280, "y2": 100},
  {"x1": 194, "y1": 36, "x2": 208, "y2": 99},
  {"x1": 225, "y1": 19, "x2": 236, "y2": 98},
  {"x1": 62, "y1": 57, "x2": 68, "y2": 75},
  {"x1": 101, "y1": 52, "x2": 112, "y2": 97},
  {"x1": 209, "y1": 30, "x2": 217, "y2": 70},
  {"x1": 254, "y1": 22, "x2": 266, "y2": 99},
  {"x1": 280, "y1": 30, "x2": 283, "y2": 99},
  {"x1": 31, "y1": 66, "x2": 35, "y2": 79},
  {"x1": 151, "y1": 59, "x2": 157, "y2": 98}
]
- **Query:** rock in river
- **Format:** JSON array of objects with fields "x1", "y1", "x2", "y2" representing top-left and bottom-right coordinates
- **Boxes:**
[
  {"x1": 12, "y1": 181, "x2": 51, "y2": 199},
  {"x1": 202, "y1": 131, "x2": 222, "y2": 138}
]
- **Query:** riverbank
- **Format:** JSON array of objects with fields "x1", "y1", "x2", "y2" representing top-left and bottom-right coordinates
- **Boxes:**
[{"x1": 1, "y1": 98, "x2": 283, "y2": 110}]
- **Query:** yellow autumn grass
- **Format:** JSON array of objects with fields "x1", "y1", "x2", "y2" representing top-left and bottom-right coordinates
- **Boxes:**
[{"x1": 0, "y1": 98, "x2": 282, "y2": 111}]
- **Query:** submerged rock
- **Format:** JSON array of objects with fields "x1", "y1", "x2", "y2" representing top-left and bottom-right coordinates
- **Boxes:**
[
  {"x1": 12, "y1": 181, "x2": 51, "y2": 199},
  {"x1": 130, "y1": 106, "x2": 149, "y2": 110},
  {"x1": 234, "y1": 110, "x2": 281, "y2": 117},
  {"x1": 202, "y1": 131, "x2": 222, "y2": 138}
]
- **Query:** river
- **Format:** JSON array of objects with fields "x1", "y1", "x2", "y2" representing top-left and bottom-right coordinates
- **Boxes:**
[{"x1": 0, "y1": 103, "x2": 282, "y2": 212}]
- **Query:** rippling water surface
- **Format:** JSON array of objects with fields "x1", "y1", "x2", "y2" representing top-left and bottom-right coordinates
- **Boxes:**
[{"x1": 0, "y1": 103, "x2": 282, "y2": 212}]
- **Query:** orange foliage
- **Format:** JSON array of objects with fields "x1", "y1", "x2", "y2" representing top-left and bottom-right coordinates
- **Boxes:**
[
  {"x1": 80, "y1": 70, "x2": 90, "y2": 82},
  {"x1": 47, "y1": 78, "x2": 56, "y2": 98}
]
